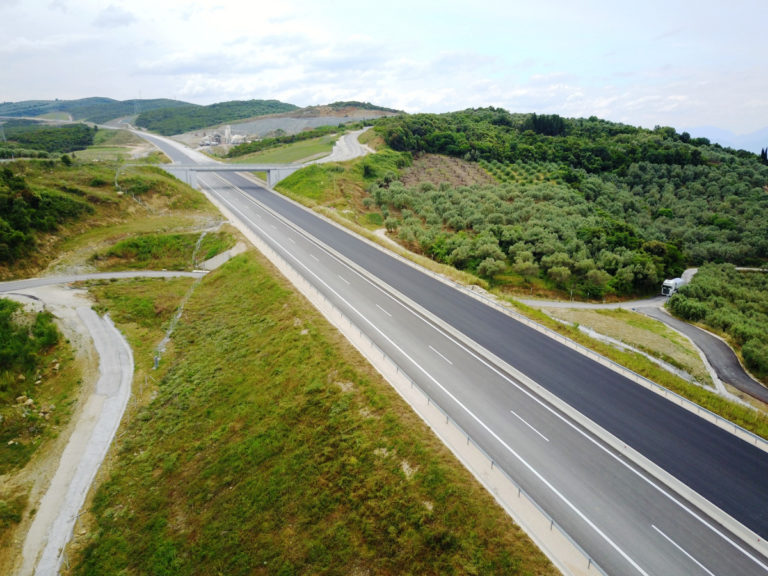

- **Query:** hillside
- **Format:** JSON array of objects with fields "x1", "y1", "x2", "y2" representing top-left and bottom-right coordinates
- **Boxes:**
[
  {"x1": 368, "y1": 109, "x2": 768, "y2": 297},
  {"x1": 134, "y1": 99, "x2": 299, "y2": 135},
  {"x1": 0, "y1": 120, "x2": 96, "y2": 158},
  {"x1": 0, "y1": 97, "x2": 189, "y2": 124}
]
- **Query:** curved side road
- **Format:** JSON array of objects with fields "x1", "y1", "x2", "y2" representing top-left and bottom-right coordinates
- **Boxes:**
[
  {"x1": 638, "y1": 305, "x2": 768, "y2": 404},
  {"x1": 520, "y1": 294, "x2": 768, "y2": 405},
  {"x1": 0, "y1": 271, "x2": 206, "y2": 576},
  {"x1": 20, "y1": 309, "x2": 133, "y2": 576}
]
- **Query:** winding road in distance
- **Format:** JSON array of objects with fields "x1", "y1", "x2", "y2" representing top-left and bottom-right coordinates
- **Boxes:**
[{"x1": 138, "y1": 130, "x2": 768, "y2": 576}]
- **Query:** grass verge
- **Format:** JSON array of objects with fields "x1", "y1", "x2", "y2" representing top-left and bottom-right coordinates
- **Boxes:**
[
  {"x1": 541, "y1": 307, "x2": 713, "y2": 387},
  {"x1": 506, "y1": 299, "x2": 768, "y2": 437},
  {"x1": 226, "y1": 134, "x2": 338, "y2": 164},
  {"x1": 67, "y1": 251, "x2": 556, "y2": 576},
  {"x1": 90, "y1": 231, "x2": 234, "y2": 271}
]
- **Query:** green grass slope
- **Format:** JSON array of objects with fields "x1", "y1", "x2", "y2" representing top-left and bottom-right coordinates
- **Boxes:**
[{"x1": 70, "y1": 253, "x2": 556, "y2": 576}]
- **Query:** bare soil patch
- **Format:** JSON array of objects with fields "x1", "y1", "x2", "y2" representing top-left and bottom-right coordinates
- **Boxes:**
[{"x1": 400, "y1": 153, "x2": 497, "y2": 188}]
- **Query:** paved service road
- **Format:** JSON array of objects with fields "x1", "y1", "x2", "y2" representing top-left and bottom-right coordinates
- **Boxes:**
[
  {"x1": 639, "y1": 306, "x2": 768, "y2": 404},
  {"x1": 141, "y1": 132, "x2": 768, "y2": 575}
]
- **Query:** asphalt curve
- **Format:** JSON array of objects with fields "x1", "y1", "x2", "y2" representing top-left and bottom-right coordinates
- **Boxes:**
[
  {"x1": 220, "y1": 170, "x2": 768, "y2": 540},
  {"x1": 639, "y1": 305, "x2": 768, "y2": 404}
]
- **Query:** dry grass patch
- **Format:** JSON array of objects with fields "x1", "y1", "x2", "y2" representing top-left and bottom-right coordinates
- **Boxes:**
[{"x1": 544, "y1": 307, "x2": 713, "y2": 386}]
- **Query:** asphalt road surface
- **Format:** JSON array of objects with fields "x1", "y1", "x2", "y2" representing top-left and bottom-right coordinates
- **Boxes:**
[
  {"x1": 639, "y1": 306, "x2": 768, "y2": 404},
  {"x1": 141, "y1": 132, "x2": 768, "y2": 575}
]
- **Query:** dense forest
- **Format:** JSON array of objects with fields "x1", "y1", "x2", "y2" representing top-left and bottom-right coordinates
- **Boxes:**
[
  {"x1": 370, "y1": 109, "x2": 768, "y2": 296},
  {"x1": 668, "y1": 264, "x2": 768, "y2": 379},
  {"x1": 0, "y1": 97, "x2": 190, "y2": 124},
  {"x1": 1, "y1": 120, "x2": 96, "y2": 158},
  {"x1": 0, "y1": 165, "x2": 93, "y2": 262},
  {"x1": 134, "y1": 99, "x2": 299, "y2": 135}
]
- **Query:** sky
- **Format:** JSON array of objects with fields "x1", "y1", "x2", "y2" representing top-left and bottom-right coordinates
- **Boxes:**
[{"x1": 2, "y1": 0, "x2": 767, "y2": 137}]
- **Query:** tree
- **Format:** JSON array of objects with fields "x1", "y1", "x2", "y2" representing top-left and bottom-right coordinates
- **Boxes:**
[
  {"x1": 477, "y1": 257, "x2": 506, "y2": 278},
  {"x1": 548, "y1": 266, "x2": 571, "y2": 286}
]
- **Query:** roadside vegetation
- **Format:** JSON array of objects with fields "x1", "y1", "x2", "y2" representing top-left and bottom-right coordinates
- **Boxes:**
[
  {"x1": 0, "y1": 155, "x2": 225, "y2": 573},
  {"x1": 90, "y1": 231, "x2": 233, "y2": 271},
  {"x1": 669, "y1": 264, "x2": 768, "y2": 382},
  {"x1": 540, "y1": 306, "x2": 713, "y2": 387},
  {"x1": 0, "y1": 120, "x2": 97, "y2": 159},
  {"x1": 0, "y1": 299, "x2": 78, "y2": 473},
  {"x1": 225, "y1": 133, "x2": 339, "y2": 164},
  {"x1": 0, "y1": 298, "x2": 80, "y2": 554},
  {"x1": 68, "y1": 252, "x2": 556, "y2": 576},
  {"x1": 0, "y1": 158, "x2": 218, "y2": 279},
  {"x1": 371, "y1": 109, "x2": 767, "y2": 297},
  {"x1": 225, "y1": 125, "x2": 345, "y2": 159}
]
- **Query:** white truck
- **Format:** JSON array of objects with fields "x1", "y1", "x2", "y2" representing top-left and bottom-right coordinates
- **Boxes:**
[{"x1": 661, "y1": 277, "x2": 684, "y2": 296}]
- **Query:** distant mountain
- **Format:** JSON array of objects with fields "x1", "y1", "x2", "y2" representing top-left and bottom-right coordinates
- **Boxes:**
[
  {"x1": 0, "y1": 97, "x2": 191, "y2": 124},
  {"x1": 685, "y1": 125, "x2": 768, "y2": 154}
]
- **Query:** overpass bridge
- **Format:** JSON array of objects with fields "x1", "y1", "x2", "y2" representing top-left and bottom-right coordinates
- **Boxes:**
[{"x1": 164, "y1": 162, "x2": 303, "y2": 188}]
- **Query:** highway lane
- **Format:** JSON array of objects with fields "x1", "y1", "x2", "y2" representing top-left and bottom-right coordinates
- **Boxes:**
[
  {"x1": 214, "y1": 170, "x2": 768, "y2": 536},
  {"x1": 135, "y1": 132, "x2": 768, "y2": 573},
  {"x1": 193, "y1": 169, "x2": 768, "y2": 575}
]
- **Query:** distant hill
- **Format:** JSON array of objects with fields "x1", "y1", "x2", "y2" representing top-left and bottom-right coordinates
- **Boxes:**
[
  {"x1": 296, "y1": 101, "x2": 401, "y2": 116},
  {"x1": 0, "y1": 97, "x2": 190, "y2": 124},
  {"x1": 134, "y1": 99, "x2": 300, "y2": 136}
]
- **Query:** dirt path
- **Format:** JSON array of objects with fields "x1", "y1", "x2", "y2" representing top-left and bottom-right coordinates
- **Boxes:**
[{"x1": 0, "y1": 271, "x2": 209, "y2": 576}]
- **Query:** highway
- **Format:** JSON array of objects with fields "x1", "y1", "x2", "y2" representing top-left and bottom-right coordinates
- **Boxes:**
[{"x1": 141, "y1": 133, "x2": 768, "y2": 575}]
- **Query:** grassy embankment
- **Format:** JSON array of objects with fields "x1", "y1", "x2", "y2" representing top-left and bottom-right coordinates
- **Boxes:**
[
  {"x1": 0, "y1": 154, "x2": 229, "y2": 570},
  {"x1": 0, "y1": 300, "x2": 78, "y2": 555},
  {"x1": 274, "y1": 140, "x2": 768, "y2": 433},
  {"x1": 226, "y1": 133, "x2": 339, "y2": 164},
  {"x1": 67, "y1": 251, "x2": 557, "y2": 576}
]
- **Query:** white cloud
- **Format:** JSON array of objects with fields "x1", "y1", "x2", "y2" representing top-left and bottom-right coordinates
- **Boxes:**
[
  {"x1": 0, "y1": 0, "x2": 766, "y2": 134},
  {"x1": 92, "y1": 4, "x2": 136, "y2": 28}
]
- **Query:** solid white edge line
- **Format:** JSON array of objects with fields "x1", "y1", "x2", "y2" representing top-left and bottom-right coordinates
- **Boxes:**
[
  {"x1": 206, "y1": 169, "x2": 768, "y2": 572},
  {"x1": 199, "y1": 173, "x2": 651, "y2": 576},
  {"x1": 510, "y1": 409, "x2": 550, "y2": 443},
  {"x1": 652, "y1": 525, "x2": 718, "y2": 576}
]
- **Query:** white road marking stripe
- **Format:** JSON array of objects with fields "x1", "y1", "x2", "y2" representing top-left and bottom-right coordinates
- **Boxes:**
[
  {"x1": 204, "y1": 174, "x2": 653, "y2": 576},
  {"x1": 288, "y1": 237, "x2": 296, "y2": 244},
  {"x1": 429, "y1": 345, "x2": 453, "y2": 365},
  {"x1": 510, "y1": 409, "x2": 550, "y2": 442},
  {"x1": 652, "y1": 525, "x2": 718, "y2": 576},
  {"x1": 338, "y1": 275, "x2": 350, "y2": 285},
  {"x1": 376, "y1": 304, "x2": 392, "y2": 317},
  {"x1": 310, "y1": 254, "x2": 319, "y2": 262}
]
